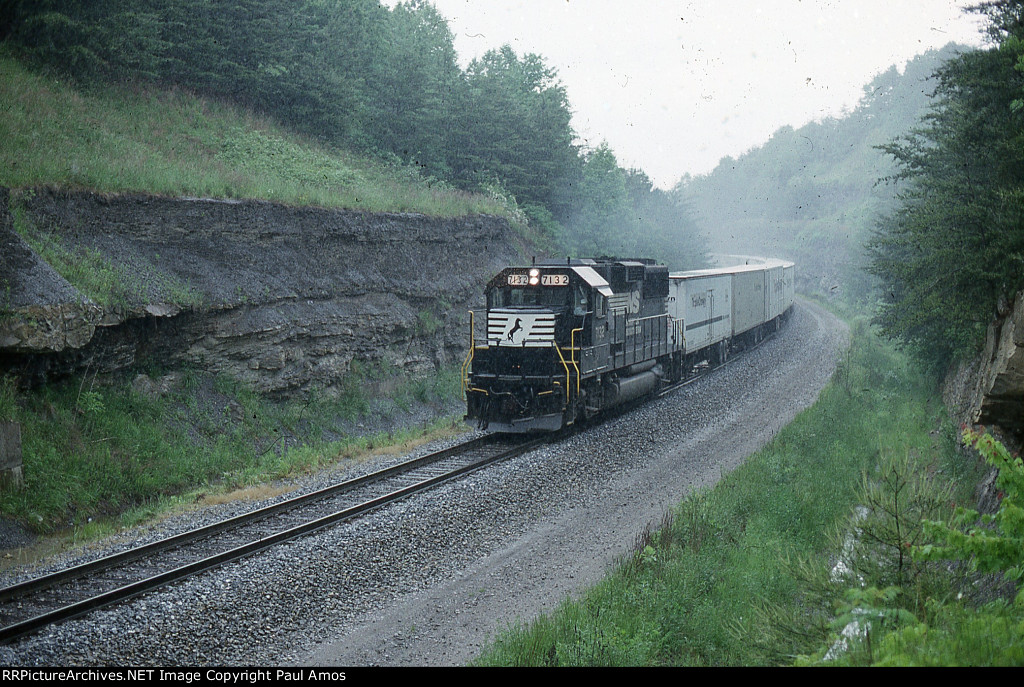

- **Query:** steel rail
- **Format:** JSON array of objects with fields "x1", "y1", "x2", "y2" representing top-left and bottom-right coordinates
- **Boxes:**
[{"x1": 0, "y1": 433, "x2": 544, "y2": 644}]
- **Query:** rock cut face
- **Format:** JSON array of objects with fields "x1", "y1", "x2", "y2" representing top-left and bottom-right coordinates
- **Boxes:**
[
  {"x1": 974, "y1": 295, "x2": 1024, "y2": 436},
  {"x1": 0, "y1": 188, "x2": 523, "y2": 394},
  {"x1": 944, "y1": 291, "x2": 1024, "y2": 441}
]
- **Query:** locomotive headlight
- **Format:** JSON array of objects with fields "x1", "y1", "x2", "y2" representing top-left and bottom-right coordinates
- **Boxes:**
[{"x1": 529, "y1": 268, "x2": 540, "y2": 286}]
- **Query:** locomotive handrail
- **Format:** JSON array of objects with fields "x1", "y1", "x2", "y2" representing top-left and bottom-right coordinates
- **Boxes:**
[
  {"x1": 461, "y1": 310, "x2": 476, "y2": 397},
  {"x1": 624, "y1": 312, "x2": 671, "y2": 364},
  {"x1": 570, "y1": 328, "x2": 583, "y2": 394},
  {"x1": 553, "y1": 344, "x2": 573, "y2": 404}
]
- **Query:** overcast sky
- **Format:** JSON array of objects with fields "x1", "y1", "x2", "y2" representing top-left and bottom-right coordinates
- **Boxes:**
[{"x1": 405, "y1": 0, "x2": 988, "y2": 189}]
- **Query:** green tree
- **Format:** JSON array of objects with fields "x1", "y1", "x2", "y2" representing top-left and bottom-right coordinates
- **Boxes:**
[
  {"x1": 370, "y1": 0, "x2": 464, "y2": 177},
  {"x1": 158, "y1": 0, "x2": 385, "y2": 147},
  {"x1": 918, "y1": 429, "x2": 1024, "y2": 590},
  {"x1": 4, "y1": 0, "x2": 388, "y2": 147},
  {"x1": 623, "y1": 168, "x2": 704, "y2": 269},
  {"x1": 565, "y1": 142, "x2": 630, "y2": 256},
  {"x1": 454, "y1": 45, "x2": 581, "y2": 218},
  {"x1": 868, "y1": 4, "x2": 1024, "y2": 367},
  {"x1": 4, "y1": 0, "x2": 166, "y2": 81},
  {"x1": 563, "y1": 145, "x2": 703, "y2": 265}
]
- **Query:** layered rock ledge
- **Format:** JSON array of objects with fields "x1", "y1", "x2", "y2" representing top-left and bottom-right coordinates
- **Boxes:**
[
  {"x1": 0, "y1": 187, "x2": 522, "y2": 393},
  {"x1": 945, "y1": 292, "x2": 1024, "y2": 440}
]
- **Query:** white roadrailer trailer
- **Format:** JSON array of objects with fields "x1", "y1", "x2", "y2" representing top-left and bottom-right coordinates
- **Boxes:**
[
  {"x1": 667, "y1": 269, "x2": 731, "y2": 355},
  {"x1": 783, "y1": 263, "x2": 795, "y2": 313},
  {"x1": 670, "y1": 258, "x2": 795, "y2": 345},
  {"x1": 765, "y1": 262, "x2": 786, "y2": 322}
]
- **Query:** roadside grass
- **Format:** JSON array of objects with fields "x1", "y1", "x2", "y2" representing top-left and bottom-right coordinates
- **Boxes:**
[
  {"x1": 0, "y1": 53, "x2": 510, "y2": 219},
  {"x1": 805, "y1": 426, "x2": 1024, "y2": 666},
  {"x1": 474, "y1": 319, "x2": 973, "y2": 666},
  {"x1": 0, "y1": 362, "x2": 465, "y2": 542}
]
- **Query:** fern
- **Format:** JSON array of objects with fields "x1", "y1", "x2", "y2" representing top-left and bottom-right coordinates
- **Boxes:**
[{"x1": 916, "y1": 429, "x2": 1024, "y2": 597}]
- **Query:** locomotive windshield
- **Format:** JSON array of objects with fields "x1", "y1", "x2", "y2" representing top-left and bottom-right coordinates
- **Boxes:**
[{"x1": 488, "y1": 286, "x2": 572, "y2": 309}]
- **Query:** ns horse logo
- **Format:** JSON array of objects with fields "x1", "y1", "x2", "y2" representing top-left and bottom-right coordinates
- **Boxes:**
[
  {"x1": 489, "y1": 311, "x2": 555, "y2": 347},
  {"x1": 506, "y1": 318, "x2": 523, "y2": 342}
]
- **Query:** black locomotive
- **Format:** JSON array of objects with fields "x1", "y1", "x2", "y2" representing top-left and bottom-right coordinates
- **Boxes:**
[
  {"x1": 463, "y1": 258, "x2": 682, "y2": 432},
  {"x1": 462, "y1": 256, "x2": 795, "y2": 433}
]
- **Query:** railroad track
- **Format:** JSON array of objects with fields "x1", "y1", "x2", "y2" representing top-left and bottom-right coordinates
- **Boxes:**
[{"x1": 0, "y1": 433, "x2": 545, "y2": 645}]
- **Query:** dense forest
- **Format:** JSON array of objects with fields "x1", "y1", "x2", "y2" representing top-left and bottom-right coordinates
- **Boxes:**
[
  {"x1": 0, "y1": 0, "x2": 704, "y2": 269},
  {"x1": 675, "y1": 45, "x2": 959, "y2": 303},
  {"x1": 679, "y1": 0, "x2": 1024, "y2": 372},
  {"x1": 868, "y1": 0, "x2": 1024, "y2": 368}
]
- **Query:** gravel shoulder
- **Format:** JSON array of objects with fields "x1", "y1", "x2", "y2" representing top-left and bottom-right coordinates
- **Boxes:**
[{"x1": 1, "y1": 299, "x2": 847, "y2": 667}]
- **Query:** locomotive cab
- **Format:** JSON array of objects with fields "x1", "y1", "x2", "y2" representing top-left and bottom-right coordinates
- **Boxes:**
[{"x1": 463, "y1": 258, "x2": 675, "y2": 432}]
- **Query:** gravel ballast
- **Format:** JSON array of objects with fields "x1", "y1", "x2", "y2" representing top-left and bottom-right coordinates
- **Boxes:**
[{"x1": 1, "y1": 299, "x2": 847, "y2": 666}]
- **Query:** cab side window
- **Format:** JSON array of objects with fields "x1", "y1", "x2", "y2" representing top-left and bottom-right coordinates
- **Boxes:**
[{"x1": 574, "y1": 285, "x2": 589, "y2": 316}]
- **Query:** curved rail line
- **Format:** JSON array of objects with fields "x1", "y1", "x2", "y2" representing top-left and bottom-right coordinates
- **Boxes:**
[{"x1": 0, "y1": 433, "x2": 545, "y2": 644}]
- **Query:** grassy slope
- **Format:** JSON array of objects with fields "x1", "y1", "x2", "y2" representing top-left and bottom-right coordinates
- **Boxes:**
[
  {"x1": 0, "y1": 364, "x2": 465, "y2": 539},
  {"x1": 0, "y1": 54, "x2": 511, "y2": 217},
  {"x1": 475, "y1": 318, "x2": 996, "y2": 666}
]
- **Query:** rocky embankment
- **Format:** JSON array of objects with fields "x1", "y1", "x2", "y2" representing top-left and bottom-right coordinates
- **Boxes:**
[
  {"x1": 942, "y1": 292, "x2": 1024, "y2": 512},
  {"x1": 0, "y1": 187, "x2": 523, "y2": 393},
  {"x1": 944, "y1": 292, "x2": 1024, "y2": 439}
]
